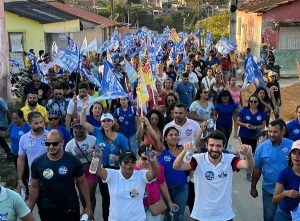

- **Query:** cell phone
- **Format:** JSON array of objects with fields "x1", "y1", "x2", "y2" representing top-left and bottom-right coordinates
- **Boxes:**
[{"x1": 145, "y1": 150, "x2": 155, "y2": 159}]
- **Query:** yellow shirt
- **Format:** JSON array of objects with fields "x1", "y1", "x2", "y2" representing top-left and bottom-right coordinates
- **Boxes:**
[
  {"x1": 92, "y1": 92, "x2": 107, "y2": 109},
  {"x1": 21, "y1": 104, "x2": 49, "y2": 124}
]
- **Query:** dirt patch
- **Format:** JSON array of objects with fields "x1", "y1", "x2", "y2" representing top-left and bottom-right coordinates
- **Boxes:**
[{"x1": 281, "y1": 82, "x2": 300, "y2": 122}]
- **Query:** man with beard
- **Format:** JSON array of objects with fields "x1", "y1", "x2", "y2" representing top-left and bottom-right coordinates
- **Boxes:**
[
  {"x1": 21, "y1": 91, "x2": 48, "y2": 125},
  {"x1": 173, "y1": 130, "x2": 254, "y2": 221},
  {"x1": 46, "y1": 84, "x2": 70, "y2": 126},
  {"x1": 163, "y1": 103, "x2": 201, "y2": 146},
  {"x1": 250, "y1": 119, "x2": 293, "y2": 221},
  {"x1": 65, "y1": 82, "x2": 94, "y2": 131},
  {"x1": 17, "y1": 112, "x2": 49, "y2": 192},
  {"x1": 23, "y1": 74, "x2": 50, "y2": 106}
]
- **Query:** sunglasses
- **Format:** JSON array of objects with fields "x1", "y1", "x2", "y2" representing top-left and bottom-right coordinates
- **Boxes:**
[
  {"x1": 102, "y1": 119, "x2": 113, "y2": 123},
  {"x1": 55, "y1": 93, "x2": 63, "y2": 96},
  {"x1": 123, "y1": 159, "x2": 136, "y2": 165},
  {"x1": 48, "y1": 117, "x2": 59, "y2": 121},
  {"x1": 32, "y1": 80, "x2": 40, "y2": 83},
  {"x1": 45, "y1": 141, "x2": 60, "y2": 147},
  {"x1": 249, "y1": 100, "x2": 258, "y2": 104}
]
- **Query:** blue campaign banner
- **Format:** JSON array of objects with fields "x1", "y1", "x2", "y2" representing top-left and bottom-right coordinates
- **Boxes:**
[
  {"x1": 111, "y1": 29, "x2": 120, "y2": 51},
  {"x1": 147, "y1": 45, "x2": 157, "y2": 78},
  {"x1": 124, "y1": 60, "x2": 138, "y2": 84},
  {"x1": 206, "y1": 32, "x2": 213, "y2": 47},
  {"x1": 97, "y1": 60, "x2": 127, "y2": 100},
  {"x1": 98, "y1": 40, "x2": 110, "y2": 55},
  {"x1": 243, "y1": 54, "x2": 266, "y2": 89},
  {"x1": 54, "y1": 48, "x2": 79, "y2": 73},
  {"x1": 28, "y1": 52, "x2": 43, "y2": 76}
]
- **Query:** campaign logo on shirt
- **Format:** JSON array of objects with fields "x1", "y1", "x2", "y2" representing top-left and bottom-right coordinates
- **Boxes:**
[
  {"x1": 143, "y1": 191, "x2": 148, "y2": 199},
  {"x1": 246, "y1": 116, "x2": 251, "y2": 121},
  {"x1": 257, "y1": 116, "x2": 262, "y2": 121},
  {"x1": 0, "y1": 213, "x2": 8, "y2": 221},
  {"x1": 119, "y1": 116, "x2": 124, "y2": 123},
  {"x1": 129, "y1": 188, "x2": 139, "y2": 198},
  {"x1": 205, "y1": 171, "x2": 214, "y2": 180},
  {"x1": 294, "y1": 129, "x2": 300, "y2": 134},
  {"x1": 164, "y1": 155, "x2": 171, "y2": 162},
  {"x1": 58, "y1": 166, "x2": 68, "y2": 175},
  {"x1": 218, "y1": 170, "x2": 228, "y2": 178},
  {"x1": 43, "y1": 168, "x2": 54, "y2": 179},
  {"x1": 282, "y1": 147, "x2": 289, "y2": 153},
  {"x1": 99, "y1": 143, "x2": 106, "y2": 149},
  {"x1": 18, "y1": 131, "x2": 24, "y2": 136},
  {"x1": 29, "y1": 141, "x2": 35, "y2": 147},
  {"x1": 185, "y1": 129, "x2": 193, "y2": 136}
]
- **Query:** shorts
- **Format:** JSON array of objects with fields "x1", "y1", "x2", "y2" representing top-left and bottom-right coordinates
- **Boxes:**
[{"x1": 82, "y1": 163, "x2": 98, "y2": 183}]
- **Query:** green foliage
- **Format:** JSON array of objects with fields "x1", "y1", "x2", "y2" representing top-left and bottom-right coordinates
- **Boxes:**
[{"x1": 195, "y1": 11, "x2": 229, "y2": 42}]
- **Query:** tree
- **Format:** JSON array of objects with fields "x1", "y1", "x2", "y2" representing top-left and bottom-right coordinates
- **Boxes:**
[{"x1": 195, "y1": 11, "x2": 229, "y2": 42}]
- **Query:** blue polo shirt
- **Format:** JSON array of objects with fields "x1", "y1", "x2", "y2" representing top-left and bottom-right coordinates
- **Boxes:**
[
  {"x1": 215, "y1": 102, "x2": 237, "y2": 128},
  {"x1": 113, "y1": 106, "x2": 137, "y2": 138},
  {"x1": 158, "y1": 149, "x2": 188, "y2": 187},
  {"x1": 8, "y1": 123, "x2": 31, "y2": 156},
  {"x1": 176, "y1": 82, "x2": 195, "y2": 108},
  {"x1": 87, "y1": 115, "x2": 101, "y2": 127},
  {"x1": 93, "y1": 127, "x2": 129, "y2": 167},
  {"x1": 277, "y1": 166, "x2": 300, "y2": 213},
  {"x1": 254, "y1": 138, "x2": 293, "y2": 194},
  {"x1": 287, "y1": 119, "x2": 300, "y2": 141},
  {"x1": 238, "y1": 108, "x2": 266, "y2": 139}
]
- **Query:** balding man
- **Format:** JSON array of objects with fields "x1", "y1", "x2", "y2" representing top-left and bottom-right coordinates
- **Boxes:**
[{"x1": 28, "y1": 130, "x2": 93, "y2": 221}]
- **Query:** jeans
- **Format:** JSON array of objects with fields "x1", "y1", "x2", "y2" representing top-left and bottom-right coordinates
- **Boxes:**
[
  {"x1": 274, "y1": 207, "x2": 292, "y2": 221},
  {"x1": 145, "y1": 209, "x2": 161, "y2": 221},
  {"x1": 217, "y1": 125, "x2": 232, "y2": 148},
  {"x1": 128, "y1": 133, "x2": 138, "y2": 156},
  {"x1": 262, "y1": 189, "x2": 277, "y2": 221},
  {"x1": 163, "y1": 184, "x2": 188, "y2": 221}
]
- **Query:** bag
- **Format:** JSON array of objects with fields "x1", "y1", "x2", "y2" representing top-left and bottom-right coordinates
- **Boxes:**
[
  {"x1": 148, "y1": 198, "x2": 167, "y2": 216},
  {"x1": 75, "y1": 141, "x2": 91, "y2": 163}
]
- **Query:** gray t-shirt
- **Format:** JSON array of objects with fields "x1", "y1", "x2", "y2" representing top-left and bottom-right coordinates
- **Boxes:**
[
  {"x1": 190, "y1": 100, "x2": 214, "y2": 121},
  {"x1": 65, "y1": 135, "x2": 96, "y2": 164}
]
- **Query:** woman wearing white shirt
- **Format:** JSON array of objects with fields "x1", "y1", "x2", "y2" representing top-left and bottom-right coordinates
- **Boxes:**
[
  {"x1": 201, "y1": 68, "x2": 215, "y2": 90},
  {"x1": 93, "y1": 150, "x2": 159, "y2": 221}
]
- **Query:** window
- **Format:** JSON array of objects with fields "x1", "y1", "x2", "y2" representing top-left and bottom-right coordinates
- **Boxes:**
[
  {"x1": 8, "y1": 32, "x2": 25, "y2": 69},
  {"x1": 279, "y1": 27, "x2": 300, "y2": 50}
]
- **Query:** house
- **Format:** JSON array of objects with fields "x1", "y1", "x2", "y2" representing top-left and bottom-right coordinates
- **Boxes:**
[
  {"x1": 236, "y1": 0, "x2": 300, "y2": 75},
  {"x1": 4, "y1": 0, "x2": 122, "y2": 65}
]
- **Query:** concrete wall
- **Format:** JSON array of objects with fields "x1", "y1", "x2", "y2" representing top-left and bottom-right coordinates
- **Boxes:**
[
  {"x1": 236, "y1": 10, "x2": 262, "y2": 58},
  {"x1": 262, "y1": 0, "x2": 300, "y2": 21},
  {"x1": 5, "y1": 11, "x2": 45, "y2": 52},
  {"x1": 44, "y1": 19, "x2": 81, "y2": 33}
]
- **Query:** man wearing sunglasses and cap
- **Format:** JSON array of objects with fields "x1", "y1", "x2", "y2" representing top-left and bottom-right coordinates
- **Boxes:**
[
  {"x1": 29, "y1": 129, "x2": 93, "y2": 221},
  {"x1": 92, "y1": 149, "x2": 159, "y2": 221}
]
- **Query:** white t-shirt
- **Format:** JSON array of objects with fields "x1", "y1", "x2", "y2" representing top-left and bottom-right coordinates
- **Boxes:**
[
  {"x1": 156, "y1": 72, "x2": 167, "y2": 84},
  {"x1": 65, "y1": 135, "x2": 96, "y2": 164},
  {"x1": 163, "y1": 118, "x2": 201, "y2": 146},
  {"x1": 191, "y1": 152, "x2": 238, "y2": 221},
  {"x1": 103, "y1": 169, "x2": 149, "y2": 221},
  {"x1": 178, "y1": 72, "x2": 199, "y2": 84},
  {"x1": 189, "y1": 100, "x2": 214, "y2": 121},
  {"x1": 66, "y1": 95, "x2": 94, "y2": 116},
  {"x1": 201, "y1": 76, "x2": 216, "y2": 90}
]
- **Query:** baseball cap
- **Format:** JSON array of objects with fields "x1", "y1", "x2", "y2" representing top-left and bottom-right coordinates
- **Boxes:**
[
  {"x1": 119, "y1": 151, "x2": 137, "y2": 163},
  {"x1": 71, "y1": 119, "x2": 82, "y2": 128},
  {"x1": 291, "y1": 140, "x2": 300, "y2": 151},
  {"x1": 101, "y1": 113, "x2": 114, "y2": 122}
]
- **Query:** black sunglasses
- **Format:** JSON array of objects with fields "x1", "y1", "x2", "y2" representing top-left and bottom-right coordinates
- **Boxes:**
[
  {"x1": 55, "y1": 93, "x2": 63, "y2": 96},
  {"x1": 249, "y1": 100, "x2": 258, "y2": 104},
  {"x1": 123, "y1": 159, "x2": 136, "y2": 165},
  {"x1": 45, "y1": 141, "x2": 60, "y2": 146},
  {"x1": 48, "y1": 117, "x2": 59, "y2": 121}
]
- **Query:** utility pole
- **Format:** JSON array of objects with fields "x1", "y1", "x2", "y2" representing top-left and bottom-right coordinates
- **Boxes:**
[
  {"x1": 229, "y1": 0, "x2": 237, "y2": 43},
  {"x1": 110, "y1": 0, "x2": 114, "y2": 19},
  {"x1": 0, "y1": 0, "x2": 11, "y2": 102}
]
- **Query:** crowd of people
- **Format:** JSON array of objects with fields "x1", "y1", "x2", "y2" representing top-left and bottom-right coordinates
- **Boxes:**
[{"x1": 0, "y1": 41, "x2": 300, "y2": 221}]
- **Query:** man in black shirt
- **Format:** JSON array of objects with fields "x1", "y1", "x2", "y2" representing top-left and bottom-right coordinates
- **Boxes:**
[
  {"x1": 29, "y1": 130, "x2": 93, "y2": 221},
  {"x1": 23, "y1": 74, "x2": 50, "y2": 106}
]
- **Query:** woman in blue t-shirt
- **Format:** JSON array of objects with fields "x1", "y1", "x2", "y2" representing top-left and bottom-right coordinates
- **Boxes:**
[
  {"x1": 272, "y1": 141, "x2": 300, "y2": 221},
  {"x1": 214, "y1": 90, "x2": 238, "y2": 147},
  {"x1": 86, "y1": 101, "x2": 104, "y2": 127},
  {"x1": 0, "y1": 110, "x2": 31, "y2": 192},
  {"x1": 237, "y1": 94, "x2": 266, "y2": 153},
  {"x1": 81, "y1": 100, "x2": 129, "y2": 221},
  {"x1": 158, "y1": 127, "x2": 188, "y2": 221}
]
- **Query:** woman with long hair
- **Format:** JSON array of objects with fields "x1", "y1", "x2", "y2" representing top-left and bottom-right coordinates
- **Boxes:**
[
  {"x1": 226, "y1": 76, "x2": 241, "y2": 137},
  {"x1": 80, "y1": 100, "x2": 129, "y2": 221},
  {"x1": 86, "y1": 101, "x2": 104, "y2": 127},
  {"x1": 255, "y1": 87, "x2": 272, "y2": 127},
  {"x1": 208, "y1": 72, "x2": 226, "y2": 104},
  {"x1": 158, "y1": 127, "x2": 188, "y2": 221},
  {"x1": 214, "y1": 90, "x2": 238, "y2": 146},
  {"x1": 272, "y1": 141, "x2": 300, "y2": 221}
]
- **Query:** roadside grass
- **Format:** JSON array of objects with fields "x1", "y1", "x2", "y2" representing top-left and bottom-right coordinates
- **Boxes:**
[{"x1": 0, "y1": 151, "x2": 17, "y2": 189}]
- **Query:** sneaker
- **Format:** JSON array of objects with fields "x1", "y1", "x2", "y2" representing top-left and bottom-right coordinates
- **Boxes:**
[{"x1": 246, "y1": 172, "x2": 252, "y2": 181}]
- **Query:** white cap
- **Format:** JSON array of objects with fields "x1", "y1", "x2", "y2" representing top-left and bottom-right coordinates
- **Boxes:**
[
  {"x1": 101, "y1": 113, "x2": 114, "y2": 122},
  {"x1": 291, "y1": 140, "x2": 300, "y2": 151}
]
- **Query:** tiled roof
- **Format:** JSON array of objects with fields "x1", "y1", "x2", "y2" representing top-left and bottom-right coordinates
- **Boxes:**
[
  {"x1": 5, "y1": 0, "x2": 78, "y2": 24},
  {"x1": 238, "y1": 0, "x2": 296, "y2": 13},
  {"x1": 47, "y1": 1, "x2": 120, "y2": 27}
]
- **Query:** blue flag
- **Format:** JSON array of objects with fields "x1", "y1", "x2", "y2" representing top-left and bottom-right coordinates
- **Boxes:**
[
  {"x1": 124, "y1": 60, "x2": 138, "y2": 84},
  {"x1": 147, "y1": 45, "x2": 157, "y2": 78},
  {"x1": 111, "y1": 29, "x2": 120, "y2": 51},
  {"x1": 28, "y1": 52, "x2": 43, "y2": 76},
  {"x1": 156, "y1": 46, "x2": 164, "y2": 63},
  {"x1": 195, "y1": 27, "x2": 203, "y2": 38},
  {"x1": 97, "y1": 60, "x2": 127, "y2": 100},
  {"x1": 67, "y1": 36, "x2": 79, "y2": 53},
  {"x1": 80, "y1": 67, "x2": 101, "y2": 87},
  {"x1": 206, "y1": 32, "x2": 213, "y2": 47},
  {"x1": 243, "y1": 54, "x2": 266, "y2": 89},
  {"x1": 53, "y1": 48, "x2": 80, "y2": 73},
  {"x1": 98, "y1": 40, "x2": 110, "y2": 55}
]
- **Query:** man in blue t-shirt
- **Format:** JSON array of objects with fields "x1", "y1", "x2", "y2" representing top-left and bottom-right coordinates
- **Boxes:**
[
  {"x1": 176, "y1": 72, "x2": 195, "y2": 109},
  {"x1": 251, "y1": 119, "x2": 293, "y2": 221},
  {"x1": 287, "y1": 105, "x2": 300, "y2": 141}
]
